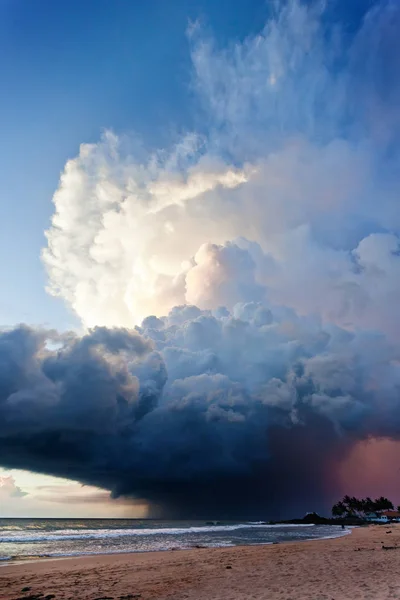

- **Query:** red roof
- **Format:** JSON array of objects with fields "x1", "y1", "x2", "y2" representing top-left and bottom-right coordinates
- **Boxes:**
[{"x1": 382, "y1": 510, "x2": 400, "y2": 518}]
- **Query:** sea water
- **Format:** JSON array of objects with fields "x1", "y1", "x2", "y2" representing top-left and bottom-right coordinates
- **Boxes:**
[{"x1": 0, "y1": 519, "x2": 349, "y2": 562}]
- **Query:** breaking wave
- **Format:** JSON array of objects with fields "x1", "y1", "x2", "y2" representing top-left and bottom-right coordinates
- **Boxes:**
[{"x1": 0, "y1": 522, "x2": 314, "y2": 544}]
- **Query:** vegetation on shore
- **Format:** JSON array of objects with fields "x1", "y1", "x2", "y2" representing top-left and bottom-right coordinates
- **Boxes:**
[
  {"x1": 273, "y1": 512, "x2": 362, "y2": 526},
  {"x1": 270, "y1": 496, "x2": 400, "y2": 526},
  {"x1": 331, "y1": 496, "x2": 398, "y2": 518}
]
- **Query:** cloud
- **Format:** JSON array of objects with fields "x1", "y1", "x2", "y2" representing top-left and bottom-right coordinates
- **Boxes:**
[
  {"x1": 0, "y1": 475, "x2": 27, "y2": 498},
  {"x1": 185, "y1": 241, "x2": 266, "y2": 309},
  {"x1": 0, "y1": 305, "x2": 400, "y2": 517},
  {"x1": 42, "y1": 132, "x2": 250, "y2": 328},
  {"x1": 42, "y1": 1, "x2": 400, "y2": 340},
  {"x1": 33, "y1": 483, "x2": 137, "y2": 505},
  {"x1": 1, "y1": 0, "x2": 399, "y2": 517},
  {"x1": 0, "y1": 469, "x2": 148, "y2": 517}
]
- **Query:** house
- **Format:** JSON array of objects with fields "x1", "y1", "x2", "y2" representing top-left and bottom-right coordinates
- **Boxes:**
[
  {"x1": 364, "y1": 512, "x2": 389, "y2": 523},
  {"x1": 382, "y1": 510, "x2": 400, "y2": 522}
]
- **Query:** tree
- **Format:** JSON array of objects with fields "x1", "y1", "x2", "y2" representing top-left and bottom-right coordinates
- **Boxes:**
[
  {"x1": 332, "y1": 502, "x2": 346, "y2": 517},
  {"x1": 351, "y1": 497, "x2": 363, "y2": 515},
  {"x1": 340, "y1": 495, "x2": 361, "y2": 516},
  {"x1": 331, "y1": 495, "x2": 396, "y2": 519},
  {"x1": 373, "y1": 496, "x2": 394, "y2": 512},
  {"x1": 362, "y1": 497, "x2": 375, "y2": 514}
]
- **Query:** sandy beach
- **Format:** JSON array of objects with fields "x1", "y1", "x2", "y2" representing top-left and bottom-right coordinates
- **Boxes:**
[{"x1": 1, "y1": 525, "x2": 400, "y2": 600}]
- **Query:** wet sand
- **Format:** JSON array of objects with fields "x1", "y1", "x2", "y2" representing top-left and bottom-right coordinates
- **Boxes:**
[{"x1": 1, "y1": 525, "x2": 400, "y2": 600}]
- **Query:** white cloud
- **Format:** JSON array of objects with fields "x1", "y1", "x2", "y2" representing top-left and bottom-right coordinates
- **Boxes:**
[
  {"x1": 0, "y1": 474, "x2": 27, "y2": 498},
  {"x1": 0, "y1": 469, "x2": 147, "y2": 517},
  {"x1": 41, "y1": 0, "x2": 400, "y2": 343}
]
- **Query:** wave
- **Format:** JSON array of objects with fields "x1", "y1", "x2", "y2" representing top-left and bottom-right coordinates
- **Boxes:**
[
  {"x1": 55, "y1": 541, "x2": 237, "y2": 557},
  {"x1": 0, "y1": 527, "x2": 351, "y2": 565},
  {"x1": 0, "y1": 541, "x2": 238, "y2": 563},
  {"x1": 316, "y1": 528, "x2": 352, "y2": 541},
  {"x1": 0, "y1": 522, "x2": 314, "y2": 543}
]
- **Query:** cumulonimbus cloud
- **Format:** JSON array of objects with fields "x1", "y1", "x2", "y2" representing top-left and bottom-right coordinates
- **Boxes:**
[
  {"x1": 0, "y1": 304, "x2": 399, "y2": 518},
  {"x1": 42, "y1": 0, "x2": 400, "y2": 338},
  {"x1": 1, "y1": 0, "x2": 400, "y2": 517}
]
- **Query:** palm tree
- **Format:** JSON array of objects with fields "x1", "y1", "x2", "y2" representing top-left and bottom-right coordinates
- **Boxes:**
[
  {"x1": 332, "y1": 502, "x2": 346, "y2": 518},
  {"x1": 361, "y1": 497, "x2": 375, "y2": 514},
  {"x1": 374, "y1": 496, "x2": 394, "y2": 512},
  {"x1": 332, "y1": 495, "x2": 396, "y2": 519},
  {"x1": 342, "y1": 495, "x2": 353, "y2": 515},
  {"x1": 352, "y1": 497, "x2": 364, "y2": 516}
]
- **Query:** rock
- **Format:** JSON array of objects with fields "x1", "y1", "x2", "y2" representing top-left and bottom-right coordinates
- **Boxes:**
[
  {"x1": 226, "y1": 565, "x2": 232, "y2": 569},
  {"x1": 21, "y1": 588, "x2": 31, "y2": 593}
]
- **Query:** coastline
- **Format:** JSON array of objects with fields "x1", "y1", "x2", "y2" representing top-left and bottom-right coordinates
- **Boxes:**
[
  {"x1": 0, "y1": 524, "x2": 350, "y2": 566},
  {"x1": 1, "y1": 525, "x2": 400, "y2": 599}
]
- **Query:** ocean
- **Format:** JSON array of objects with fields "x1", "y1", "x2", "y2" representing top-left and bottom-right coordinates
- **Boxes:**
[{"x1": 0, "y1": 519, "x2": 349, "y2": 562}]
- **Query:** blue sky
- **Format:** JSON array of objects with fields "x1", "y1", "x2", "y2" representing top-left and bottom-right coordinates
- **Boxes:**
[
  {"x1": 0, "y1": 0, "x2": 374, "y2": 331},
  {"x1": 0, "y1": 0, "x2": 270, "y2": 330},
  {"x1": 0, "y1": 0, "x2": 272, "y2": 516}
]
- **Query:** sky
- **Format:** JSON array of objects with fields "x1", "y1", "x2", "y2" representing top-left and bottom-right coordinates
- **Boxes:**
[
  {"x1": 1, "y1": 0, "x2": 270, "y2": 517},
  {"x1": 0, "y1": 0, "x2": 269, "y2": 515},
  {"x1": 0, "y1": 0, "x2": 400, "y2": 519},
  {"x1": 0, "y1": 0, "x2": 374, "y2": 329},
  {"x1": 0, "y1": 0, "x2": 268, "y2": 329}
]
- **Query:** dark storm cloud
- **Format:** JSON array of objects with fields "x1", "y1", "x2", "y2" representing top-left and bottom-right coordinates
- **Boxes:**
[{"x1": 0, "y1": 304, "x2": 399, "y2": 519}]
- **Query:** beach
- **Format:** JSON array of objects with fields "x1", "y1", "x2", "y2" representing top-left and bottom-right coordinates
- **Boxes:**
[{"x1": 1, "y1": 524, "x2": 400, "y2": 600}]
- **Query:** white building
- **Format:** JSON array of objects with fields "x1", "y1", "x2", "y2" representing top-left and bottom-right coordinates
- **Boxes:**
[{"x1": 364, "y1": 512, "x2": 389, "y2": 523}]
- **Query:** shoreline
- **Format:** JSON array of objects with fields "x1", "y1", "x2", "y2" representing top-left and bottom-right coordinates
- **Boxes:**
[
  {"x1": 2, "y1": 525, "x2": 399, "y2": 599},
  {"x1": 0, "y1": 525, "x2": 352, "y2": 567},
  {"x1": 0, "y1": 524, "x2": 400, "y2": 600}
]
